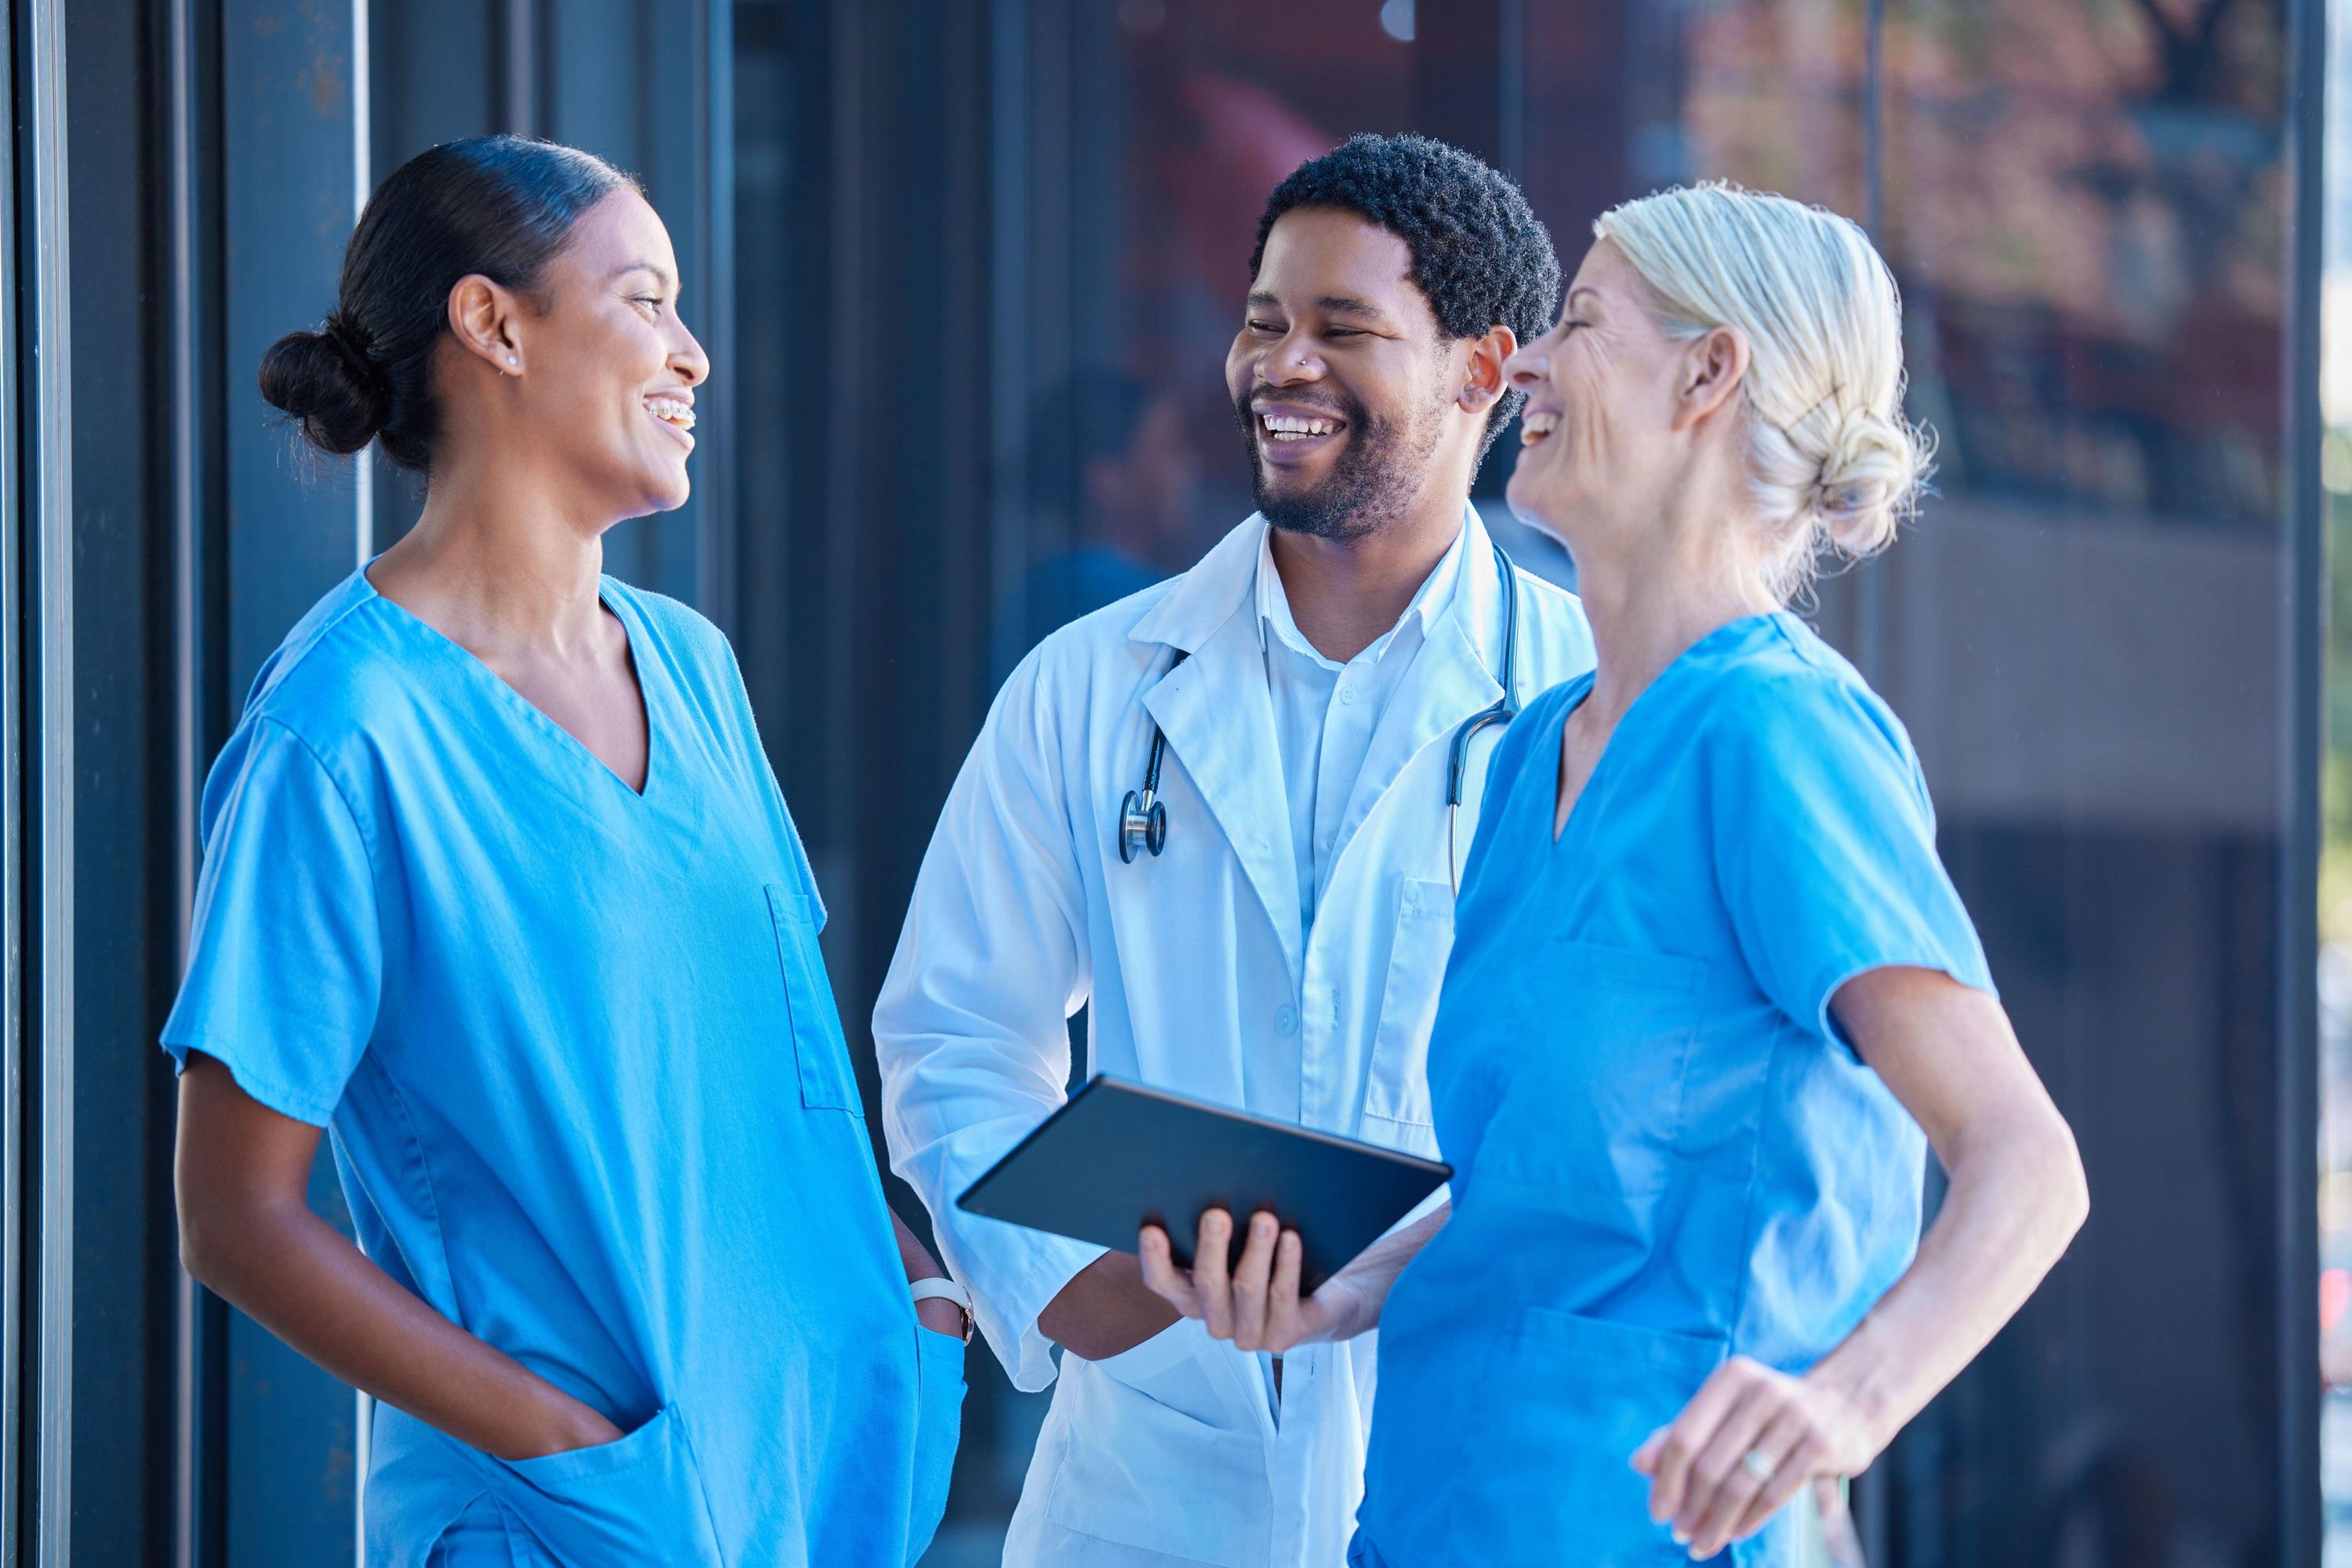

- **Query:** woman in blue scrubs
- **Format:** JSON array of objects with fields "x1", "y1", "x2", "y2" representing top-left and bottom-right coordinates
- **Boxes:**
[
  {"x1": 167, "y1": 136, "x2": 964, "y2": 1566},
  {"x1": 1143, "y1": 184, "x2": 2088, "y2": 1566}
]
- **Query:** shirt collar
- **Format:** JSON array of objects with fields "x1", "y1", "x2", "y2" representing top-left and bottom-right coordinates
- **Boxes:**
[{"x1": 1253, "y1": 517, "x2": 1471, "y2": 670}]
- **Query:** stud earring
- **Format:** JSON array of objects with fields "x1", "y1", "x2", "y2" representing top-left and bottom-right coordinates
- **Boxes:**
[{"x1": 506, "y1": 354, "x2": 518, "y2": 367}]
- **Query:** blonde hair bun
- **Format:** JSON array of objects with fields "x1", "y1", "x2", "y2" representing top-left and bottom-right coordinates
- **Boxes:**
[
  {"x1": 1592, "y1": 182, "x2": 1930, "y2": 597},
  {"x1": 1811, "y1": 403, "x2": 1925, "y2": 556}
]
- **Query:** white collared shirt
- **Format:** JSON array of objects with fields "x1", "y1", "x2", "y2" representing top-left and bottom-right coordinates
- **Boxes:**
[{"x1": 1255, "y1": 523, "x2": 1468, "y2": 941}]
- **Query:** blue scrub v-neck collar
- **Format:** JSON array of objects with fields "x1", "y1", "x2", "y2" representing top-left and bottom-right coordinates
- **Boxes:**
[
  {"x1": 358, "y1": 565, "x2": 663, "y2": 806},
  {"x1": 1546, "y1": 610, "x2": 1795, "y2": 848}
]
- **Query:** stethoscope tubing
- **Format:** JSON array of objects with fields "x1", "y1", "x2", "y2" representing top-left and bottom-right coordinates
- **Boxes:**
[
  {"x1": 1119, "y1": 541, "x2": 1522, "y2": 865},
  {"x1": 1117, "y1": 653, "x2": 1189, "y2": 864}
]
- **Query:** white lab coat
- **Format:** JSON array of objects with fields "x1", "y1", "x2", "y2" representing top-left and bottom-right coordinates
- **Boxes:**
[{"x1": 875, "y1": 507, "x2": 1594, "y2": 1567}]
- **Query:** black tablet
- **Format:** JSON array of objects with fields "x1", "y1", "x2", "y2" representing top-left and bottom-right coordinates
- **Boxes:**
[{"x1": 954, "y1": 1076, "x2": 1452, "y2": 1291}]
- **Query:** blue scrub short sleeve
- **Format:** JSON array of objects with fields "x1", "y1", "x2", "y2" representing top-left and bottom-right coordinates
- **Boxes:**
[
  {"x1": 161, "y1": 716, "x2": 383, "y2": 1125},
  {"x1": 1708, "y1": 669, "x2": 1992, "y2": 1048}
]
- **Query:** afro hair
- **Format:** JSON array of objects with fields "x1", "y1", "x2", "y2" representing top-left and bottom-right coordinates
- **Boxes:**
[{"x1": 1249, "y1": 133, "x2": 1563, "y2": 460}]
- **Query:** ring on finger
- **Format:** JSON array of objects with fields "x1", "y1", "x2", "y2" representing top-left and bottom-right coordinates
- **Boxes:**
[{"x1": 1740, "y1": 1449, "x2": 1778, "y2": 1484}]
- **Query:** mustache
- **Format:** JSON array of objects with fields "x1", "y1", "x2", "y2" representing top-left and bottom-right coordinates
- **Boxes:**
[{"x1": 1236, "y1": 389, "x2": 1364, "y2": 423}]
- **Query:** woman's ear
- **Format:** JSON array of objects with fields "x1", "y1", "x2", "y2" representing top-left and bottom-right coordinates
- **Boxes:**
[
  {"x1": 1671, "y1": 324, "x2": 1749, "y2": 434},
  {"x1": 1460, "y1": 325, "x2": 1519, "y2": 414},
  {"x1": 447, "y1": 274, "x2": 524, "y2": 377}
]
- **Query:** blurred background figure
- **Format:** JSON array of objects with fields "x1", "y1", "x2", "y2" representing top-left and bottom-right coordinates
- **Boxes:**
[{"x1": 993, "y1": 370, "x2": 1203, "y2": 686}]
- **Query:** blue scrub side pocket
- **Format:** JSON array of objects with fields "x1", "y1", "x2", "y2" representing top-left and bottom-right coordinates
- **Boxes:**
[
  {"x1": 1497, "y1": 1309, "x2": 1725, "y2": 1564},
  {"x1": 488, "y1": 1403, "x2": 725, "y2": 1566},
  {"x1": 907, "y1": 1327, "x2": 967, "y2": 1565},
  {"x1": 767, "y1": 884, "x2": 864, "y2": 1113}
]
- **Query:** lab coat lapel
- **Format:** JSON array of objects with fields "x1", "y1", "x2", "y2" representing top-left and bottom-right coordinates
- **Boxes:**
[
  {"x1": 1131, "y1": 517, "x2": 1305, "y2": 985},
  {"x1": 1334, "y1": 509, "x2": 1508, "y2": 856},
  {"x1": 1142, "y1": 612, "x2": 1305, "y2": 985}
]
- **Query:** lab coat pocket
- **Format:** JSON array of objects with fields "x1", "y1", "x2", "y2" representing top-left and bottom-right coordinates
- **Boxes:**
[
  {"x1": 907, "y1": 1327, "x2": 968, "y2": 1565},
  {"x1": 1046, "y1": 1324, "x2": 1272, "y2": 1557},
  {"x1": 491, "y1": 1403, "x2": 725, "y2": 1566},
  {"x1": 1472, "y1": 1310, "x2": 1724, "y2": 1565},
  {"x1": 768, "y1": 883, "x2": 864, "y2": 1112},
  {"x1": 1082, "y1": 1316, "x2": 1234, "y2": 1427},
  {"x1": 1362, "y1": 878, "x2": 1454, "y2": 1141}
]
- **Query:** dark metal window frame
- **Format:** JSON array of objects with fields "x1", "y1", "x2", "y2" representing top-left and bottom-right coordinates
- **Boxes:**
[{"x1": 16, "y1": 0, "x2": 69, "y2": 1561}]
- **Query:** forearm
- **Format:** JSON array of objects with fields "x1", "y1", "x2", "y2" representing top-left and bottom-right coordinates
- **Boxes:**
[
  {"x1": 1806, "y1": 1113, "x2": 2085, "y2": 1452},
  {"x1": 1317, "y1": 1202, "x2": 1448, "y2": 1339},
  {"x1": 1039, "y1": 1250, "x2": 1181, "y2": 1361},
  {"x1": 892, "y1": 1209, "x2": 946, "y2": 1281},
  {"x1": 890, "y1": 1209, "x2": 974, "y2": 1337},
  {"x1": 186, "y1": 1199, "x2": 609, "y2": 1459}
]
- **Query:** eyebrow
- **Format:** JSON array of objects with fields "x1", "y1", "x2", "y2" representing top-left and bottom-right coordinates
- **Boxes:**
[{"x1": 609, "y1": 260, "x2": 677, "y2": 289}]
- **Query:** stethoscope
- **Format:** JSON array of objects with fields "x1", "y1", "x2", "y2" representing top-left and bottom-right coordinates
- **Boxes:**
[{"x1": 1119, "y1": 540, "x2": 1523, "y2": 895}]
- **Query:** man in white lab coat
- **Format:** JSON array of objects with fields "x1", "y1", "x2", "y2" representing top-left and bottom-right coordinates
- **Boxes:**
[{"x1": 875, "y1": 134, "x2": 1595, "y2": 1566}]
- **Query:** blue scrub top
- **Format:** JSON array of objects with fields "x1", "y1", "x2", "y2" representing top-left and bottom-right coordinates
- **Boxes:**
[
  {"x1": 161, "y1": 571, "x2": 963, "y2": 1567},
  {"x1": 1358, "y1": 612, "x2": 1993, "y2": 1568}
]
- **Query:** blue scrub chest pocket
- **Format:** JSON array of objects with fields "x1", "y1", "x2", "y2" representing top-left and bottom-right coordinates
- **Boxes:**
[
  {"x1": 1474, "y1": 939, "x2": 1710, "y2": 1203},
  {"x1": 767, "y1": 884, "x2": 864, "y2": 1113}
]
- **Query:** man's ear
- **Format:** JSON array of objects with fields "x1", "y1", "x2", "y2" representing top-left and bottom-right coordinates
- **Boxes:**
[
  {"x1": 1460, "y1": 325, "x2": 1519, "y2": 415},
  {"x1": 1671, "y1": 324, "x2": 1749, "y2": 434},
  {"x1": 448, "y1": 274, "x2": 525, "y2": 376}
]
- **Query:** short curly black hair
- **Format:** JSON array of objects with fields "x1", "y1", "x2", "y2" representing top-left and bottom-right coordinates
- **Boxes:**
[{"x1": 1249, "y1": 133, "x2": 1562, "y2": 461}]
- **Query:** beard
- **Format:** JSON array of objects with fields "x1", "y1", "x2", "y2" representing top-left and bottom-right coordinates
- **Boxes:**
[{"x1": 1236, "y1": 382, "x2": 1446, "y2": 544}]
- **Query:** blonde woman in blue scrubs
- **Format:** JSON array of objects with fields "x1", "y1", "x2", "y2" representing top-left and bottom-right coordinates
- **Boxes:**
[
  {"x1": 165, "y1": 136, "x2": 965, "y2": 1566},
  {"x1": 1144, "y1": 183, "x2": 2089, "y2": 1566}
]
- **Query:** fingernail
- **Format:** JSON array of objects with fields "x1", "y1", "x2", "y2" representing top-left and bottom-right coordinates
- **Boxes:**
[{"x1": 1671, "y1": 1528, "x2": 1690, "y2": 1545}]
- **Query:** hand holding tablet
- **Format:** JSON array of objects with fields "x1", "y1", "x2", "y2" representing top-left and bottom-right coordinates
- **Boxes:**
[
  {"x1": 954, "y1": 1076, "x2": 1450, "y2": 1294},
  {"x1": 1137, "y1": 1204, "x2": 1339, "y2": 1354}
]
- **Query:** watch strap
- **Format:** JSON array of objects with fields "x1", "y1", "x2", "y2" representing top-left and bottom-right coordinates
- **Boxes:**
[
  {"x1": 909, "y1": 1277, "x2": 971, "y2": 1309},
  {"x1": 910, "y1": 1276, "x2": 975, "y2": 1341}
]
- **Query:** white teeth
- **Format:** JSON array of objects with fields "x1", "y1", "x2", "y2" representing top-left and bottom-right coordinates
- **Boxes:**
[
  {"x1": 645, "y1": 397, "x2": 696, "y2": 430},
  {"x1": 1519, "y1": 411, "x2": 1561, "y2": 445},
  {"x1": 1261, "y1": 412, "x2": 1340, "y2": 441}
]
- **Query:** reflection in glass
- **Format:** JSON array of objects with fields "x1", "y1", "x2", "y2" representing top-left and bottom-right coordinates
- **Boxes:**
[{"x1": 726, "y1": 2, "x2": 2308, "y2": 1559}]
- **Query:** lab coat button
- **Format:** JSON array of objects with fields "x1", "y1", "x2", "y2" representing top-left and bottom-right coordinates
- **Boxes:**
[{"x1": 1276, "y1": 1004, "x2": 1299, "y2": 1036}]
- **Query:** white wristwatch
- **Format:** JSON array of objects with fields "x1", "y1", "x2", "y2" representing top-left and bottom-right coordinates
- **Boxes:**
[{"x1": 911, "y1": 1276, "x2": 975, "y2": 1342}]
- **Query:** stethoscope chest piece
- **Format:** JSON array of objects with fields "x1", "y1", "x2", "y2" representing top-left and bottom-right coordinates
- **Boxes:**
[{"x1": 1118, "y1": 788, "x2": 1169, "y2": 863}]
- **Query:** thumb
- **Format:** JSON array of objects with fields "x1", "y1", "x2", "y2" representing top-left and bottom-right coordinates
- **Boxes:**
[{"x1": 1631, "y1": 1426, "x2": 1668, "y2": 1475}]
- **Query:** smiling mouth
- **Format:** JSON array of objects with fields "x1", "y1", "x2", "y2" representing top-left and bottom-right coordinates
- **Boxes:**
[
  {"x1": 1519, "y1": 411, "x2": 1561, "y2": 447},
  {"x1": 645, "y1": 395, "x2": 696, "y2": 438},
  {"x1": 1258, "y1": 411, "x2": 1345, "y2": 444}
]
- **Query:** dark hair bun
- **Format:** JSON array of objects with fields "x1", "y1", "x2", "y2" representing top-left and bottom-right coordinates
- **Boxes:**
[
  {"x1": 259, "y1": 318, "x2": 390, "y2": 456},
  {"x1": 260, "y1": 136, "x2": 639, "y2": 471}
]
